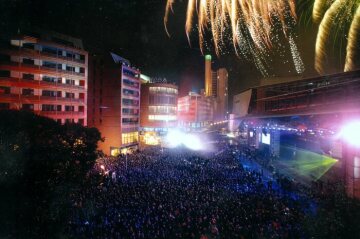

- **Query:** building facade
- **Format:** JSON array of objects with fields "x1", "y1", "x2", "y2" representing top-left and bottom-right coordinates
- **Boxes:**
[
  {"x1": 140, "y1": 82, "x2": 178, "y2": 146},
  {"x1": 88, "y1": 52, "x2": 141, "y2": 156},
  {"x1": 0, "y1": 31, "x2": 88, "y2": 125},
  {"x1": 178, "y1": 92, "x2": 213, "y2": 131},
  {"x1": 213, "y1": 68, "x2": 229, "y2": 121},
  {"x1": 205, "y1": 55, "x2": 212, "y2": 97}
]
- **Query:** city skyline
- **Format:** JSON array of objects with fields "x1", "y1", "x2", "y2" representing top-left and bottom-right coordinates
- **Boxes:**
[{"x1": 0, "y1": 0, "x2": 346, "y2": 97}]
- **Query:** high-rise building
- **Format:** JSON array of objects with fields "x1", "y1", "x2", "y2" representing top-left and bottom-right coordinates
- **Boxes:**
[
  {"x1": 88, "y1": 52, "x2": 141, "y2": 156},
  {"x1": 139, "y1": 81, "x2": 178, "y2": 146},
  {"x1": 214, "y1": 68, "x2": 229, "y2": 121},
  {"x1": 204, "y1": 55, "x2": 212, "y2": 97},
  {"x1": 203, "y1": 54, "x2": 228, "y2": 121},
  {"x1": 178, "y1": 92, "x2": 213, "y2": 131},
  {"x1": 0, "y1": 31, "x2": 88, "y2": 125}
]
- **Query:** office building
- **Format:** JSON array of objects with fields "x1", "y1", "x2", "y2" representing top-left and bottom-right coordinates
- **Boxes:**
[
  {"x1": 140, "y1": 80, "x2": 178, "y2": 146},
  {"x1": 178, "y1": 92, "x2": 213, "y2": 131},
  {"x1": 88, "y1": 52, "x2": 141, "y2": 156},
  {"x1": 0, "y1": 30, "x2": 88, "y2": 125},
  {"x1": 213, "y1": 68, "x2": 229, "y2": 121}
]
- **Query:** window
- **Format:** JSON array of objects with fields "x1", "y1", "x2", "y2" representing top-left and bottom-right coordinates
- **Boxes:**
[
  {"x1": 122, "y1": 99, "x2": 139, "y2": 106},
  {"x1": 66, "y1": 65, "x2": 75, "y2": 72},
  {"x1": 78, "y1": 119, "x2": 84, "y2": 125},
  {"x1": 23, "y1": 58, "x2": 34, "y2": 65},
  {"x1": 42, "y1": 104, "x2": 58, "y2": 111},
  {"x1": 149, "y1": 106, "x2": 176, "y2": 114},
  {"x1": 42, "y1": 90, "x2": 59, "y2": 97},
  {"x1": 22, "y1": 88, "x2": 34, "y2": 96},
  {"x1": 148, "y1": 115, "x2": 177, "y2": 121},
  {"x1": 42, "y1": 46, "x2": 57, "y2": 55},
  {"x1": 123, "y1": 79, "x2": 139, "y2": 88},
  {"x1": 22, "y1": 104, "x2": 34, "y2": 111},
  {"x1": 122, "y1": 108, "x2": 139, "y2": 115},
  {"x1": 66, "y1": 52, "x2": 75, "y2": 58},
  {"x1": 122, "y1": 118, "x2": 139, "y2": 124},
  {"x1": 65, "y1": 79, "x2": 75, "y2": 85},
  {"x1": 23, "y1": 73, "x2": 34, "y2": 80},
  {"x1": 65, "y1": 92, "x2": 75, "y2": 99},
  {"x1": 0, "y1": 86, "x2": 10, "y2": 94},
  {"x1": 43, "y1": 76, "x2": 61, "y2": 83},
  {"x1": 65, "y1": 106, "x2": 74, "y2": 112},
  {"x1": 123, "y1": 69, "x2": 137, "y2": 78},
  {"x1": 43, "y1": 61, "x2": 57, "y2": 69},
  {"x1": 123, "y1": 89, "x2": 139, "y2": 97},
  {"x1": 122, "y1": 132, "x2": 139, "y2": 145},
  {"x1": 0, "y1": 70, "x2": 10, "y2": 77}
]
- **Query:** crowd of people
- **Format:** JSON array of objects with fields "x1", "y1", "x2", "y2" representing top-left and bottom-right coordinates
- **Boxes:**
[{"x1": 67, "y1": 137, "x2": 316, "y2": 239}]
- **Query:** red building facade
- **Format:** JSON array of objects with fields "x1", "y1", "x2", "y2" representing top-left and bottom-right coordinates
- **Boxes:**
[
  {"x1": 177, "y1": 92, "x2": 213, "y2": 131},
  {"x1": 0, "y1": 32, "x2": 88, "y2": 125},
  {"x1": 88, "y1": 52, "x2": 141, "y2": 156}
]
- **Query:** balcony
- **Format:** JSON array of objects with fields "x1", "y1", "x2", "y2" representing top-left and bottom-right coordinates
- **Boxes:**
[
  {"x1": 37, "y1": 111, "x2": 85, "y2": 118},
  {"x1": 0, "y1": 93, "x2": 85, "y2": 105},
  {"x1": 0, "y1": 77, "x2": 85, "y2": 92},
  {"x1": 0, "y1": 46, "x2": 86, "y2": 66},
  {"x1": 0, "y1": 61, "x2": 85, "y2": 79}
]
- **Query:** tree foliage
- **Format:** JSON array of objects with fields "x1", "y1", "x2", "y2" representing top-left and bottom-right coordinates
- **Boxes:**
[{"x1": 0, "y1": 110, "x2": 102, "y2": 238}]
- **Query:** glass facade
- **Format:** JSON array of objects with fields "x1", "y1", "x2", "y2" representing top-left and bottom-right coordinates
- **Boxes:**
[
  {"x1": 122, "y1": 132, "x2": 139, "y2": 145},
  {"x1": 149, "y1": 87, "x2": 178, "y2": 95}
]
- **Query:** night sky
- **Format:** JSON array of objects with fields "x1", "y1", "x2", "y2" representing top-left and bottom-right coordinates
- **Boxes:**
[{"x1": 0, "y1": 0, "x2": 340, "y2": 100}]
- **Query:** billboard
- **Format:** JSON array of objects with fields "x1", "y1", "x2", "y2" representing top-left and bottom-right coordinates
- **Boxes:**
[{"x1": 261, "y1": 133, "x2": 271, "y2": 145}]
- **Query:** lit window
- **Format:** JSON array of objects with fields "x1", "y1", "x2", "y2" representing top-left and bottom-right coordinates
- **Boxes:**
[{"x1": 148, "y1": 115, "x2": 177, "y2": 121}]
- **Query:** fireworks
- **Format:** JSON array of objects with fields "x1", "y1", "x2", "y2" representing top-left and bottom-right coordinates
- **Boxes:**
[
  {"x1": 164, "y1": 0, "x2": 304, "y2": 76},
  {"x1": 289, "y1": 34, "x2": 305, "y2": 74},
  {"x1": 313, "y1": 0, "x2": 360, "y2": 73}
]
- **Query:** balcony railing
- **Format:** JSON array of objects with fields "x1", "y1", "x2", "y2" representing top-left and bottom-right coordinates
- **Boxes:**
[
  {"x1": 0, "y1": 77, "x2": 85, "y2": 91},
  {"x1": 0, "y1": 93, "x2": 85, "y2": 104},
  {"x1": 0, "y1": 61, "x2": 85, "y2": 78},
  {"x1": 1, "y1": 45, "x2": 86, "y2": 65},
  {"x1": 37, "y1": 111, "x2": 85, "y2": 118}
]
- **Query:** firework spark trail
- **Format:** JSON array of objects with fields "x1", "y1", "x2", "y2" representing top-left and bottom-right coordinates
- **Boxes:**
[
  {"x1": 164, "y1": 0, "x2": 302, "y2": 76},
  {"x1": 313, "y1": 0, "x2": 331, "y2": 24},
  {"x1": 185, "y1": 0, "x2": 196, "y2": 44},
  {"x1": 289, "y1": 34, "x2": 305, "y2": 73},
  {"x1": 313, "y1": 0, "x2": 360, "y2": 73},
  {"x1": 345, "y1": 5, "x2": 360, "y2": 72},
  {"x1": 315, "y1": 0, "x2": 346, "y2": 74}
]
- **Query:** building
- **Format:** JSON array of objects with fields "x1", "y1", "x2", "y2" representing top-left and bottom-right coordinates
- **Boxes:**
[
  {"x1": 88, "y1": 52, "x2": 141, "y2": 156},
  {"x1": 203, "y1": 55, "x2": 228, "y2": 121},
  {"x1": 0, "y1": 30, "x2": 88, "y2": 125},
  {"x1": 139, "y1": 81, "x2": 178, "y2": 146},
  {"x1": 178, "y1": 92, "x2": 213, "y2": 131},
  {"x1": 213, "y1": 68, "x2": 229, "y2": 121},
  {"x1": 204, "y1": 55, "x2": 212, "y2": 97}
]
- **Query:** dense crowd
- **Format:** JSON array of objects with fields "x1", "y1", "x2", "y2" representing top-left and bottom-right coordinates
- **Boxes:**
[{"x1": 67, "y1": 138, "x2": 314, "y2": 239}]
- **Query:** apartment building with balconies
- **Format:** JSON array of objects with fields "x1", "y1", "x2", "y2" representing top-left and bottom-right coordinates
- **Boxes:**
[{"x1": 0, "y1": 30, "x2": 88, "y2": 125}]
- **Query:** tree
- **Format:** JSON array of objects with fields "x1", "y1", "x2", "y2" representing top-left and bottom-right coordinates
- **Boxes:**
[{"x1": 0, "y1": 110, "x2": 102, "y2": 238}]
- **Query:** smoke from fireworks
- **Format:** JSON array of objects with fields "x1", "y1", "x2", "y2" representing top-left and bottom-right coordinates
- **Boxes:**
[
  {"x1": 164, "y1": 0, "x2": 305, "y2": 76},
  {"x1": 313, "y1": 0, "x2": 360, "y2": 73}
]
